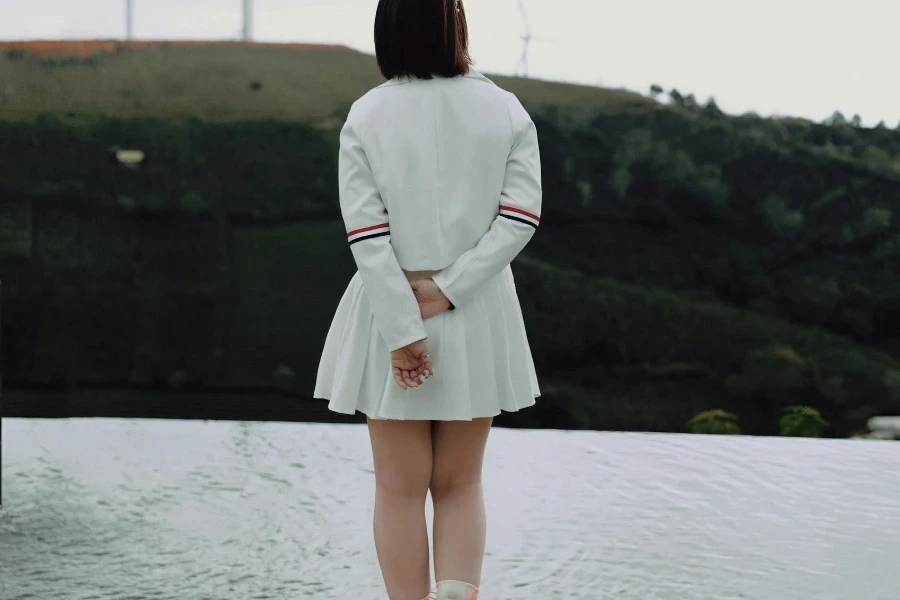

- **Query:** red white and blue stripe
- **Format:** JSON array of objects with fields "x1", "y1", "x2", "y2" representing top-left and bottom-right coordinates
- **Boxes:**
[
  {"x1": 499, "y1": 205, "x2": 540, "y2": 228},
  {"x1": 348, "y1": 222, "x2": 390, "y2": 245}
]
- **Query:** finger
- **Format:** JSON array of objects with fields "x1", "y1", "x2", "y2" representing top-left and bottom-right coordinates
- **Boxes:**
[
  {"x1": 393, "y1": 368, "x2": 407, "y2": 390},
  {"x1": 410, "y1": 362, "x2": 427, "y2": 384},
  {"x1": 401, "y1": 369, "x2": 418, "y2": 389},
  {"x1": 421, "y1": 363, "x2": 433, "y2": 380},
  {"x1": 408, "y1": 368, "x2": 423, "y2": 388},
  {"x1": 394, "y1": 373, "x2": 407, "y2": 390},
  {"x1": 406, "y1": 370, "x2": 421, "y2": 388}
]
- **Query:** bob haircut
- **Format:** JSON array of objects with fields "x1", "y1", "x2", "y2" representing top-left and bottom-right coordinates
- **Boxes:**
[{"x1": 375, "y1": 0, "x2": 472, "y2": 80}]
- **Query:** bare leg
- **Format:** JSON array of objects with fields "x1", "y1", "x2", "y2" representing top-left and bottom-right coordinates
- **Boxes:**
[
  {"x1": 367, "y1": 417, "x2": 434, "y2": 600},
  {"x1": 429, "y1": 417, "x2": 493, "y2": 591}
]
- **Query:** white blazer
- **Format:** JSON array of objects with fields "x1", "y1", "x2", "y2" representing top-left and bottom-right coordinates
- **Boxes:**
[{"x1": 339, "y1": 68, "x2": 542, "y2": 351}]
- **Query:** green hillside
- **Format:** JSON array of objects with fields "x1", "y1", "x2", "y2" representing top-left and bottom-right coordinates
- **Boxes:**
[
  {"x1": 2, "y1": 41, "x2": 900, "y2": 435},
  {"x1": 0, "y1": 41, "x2": 648, "y2": 123}
]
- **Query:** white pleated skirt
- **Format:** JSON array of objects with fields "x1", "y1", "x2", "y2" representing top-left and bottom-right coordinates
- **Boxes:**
[{"x1": 313, "y1": 265, "x2": 540, "y2": 420}]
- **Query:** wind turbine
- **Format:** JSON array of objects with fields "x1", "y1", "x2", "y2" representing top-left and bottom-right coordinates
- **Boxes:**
[
  {"x1": 515, "y1": 0, "x2": 555, "y2": 78},
  {"x1": 242, "y1": 0, "x2": 254, "y2": 41},
  {"x1": 125, "y1": 0, "x2": 134, "y2": 40},
  {"x1": 515, "y1": 0, "x2": 532, "y2": 77}
]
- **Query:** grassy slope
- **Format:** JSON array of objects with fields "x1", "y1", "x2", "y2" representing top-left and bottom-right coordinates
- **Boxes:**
[{"x1": 0, "y1": 40, "x2": 649, "y2": 123}]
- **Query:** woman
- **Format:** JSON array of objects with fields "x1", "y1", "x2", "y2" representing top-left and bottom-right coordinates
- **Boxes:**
[{"x1": 314, "y1": 0, "x2": 542, "y2": 598}]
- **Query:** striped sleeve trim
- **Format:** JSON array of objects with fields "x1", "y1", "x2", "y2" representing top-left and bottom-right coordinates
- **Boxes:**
[
  {"x1": 499, "y1": 205, "x2": 540, "y2": 228},
  {"x1": 348, "y1": 222, "x2": 390, "y2": 245}
]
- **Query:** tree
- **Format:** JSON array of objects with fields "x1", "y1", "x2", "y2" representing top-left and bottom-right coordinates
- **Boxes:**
[
  {"x1": 862, "y1": 206, "x2": 892, "y2": 233},
  {"x1": 825, "y1": 111, "x2": 847, "y2": 126},
  {"x1": 702, "y1": 97, "x2": 724, "y2": 117},
  {"x1": 850, "y1": 114, "x2": 862, "y2": 127},
  {"x1": 649, "y1": 84, "x2": 664, "y2": 100},
  {"x1": 862, "y1": 147, "x2": 893, "y2": 171},
  {"x1": 683, "y1": 93, "x2": 699, "y2": 110},
  {"x1": 668, "y1": 88, "x2": 684, "y2": 107},
  {"x1": 609, "y1": 167, "x2": 632, "y2": 201},
  {"x1": 762, "y1": 195, "x2": 804, "y2": 239}
]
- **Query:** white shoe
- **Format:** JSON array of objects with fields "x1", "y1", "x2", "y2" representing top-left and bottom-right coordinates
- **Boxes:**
[{"x1": 435, "y1": 579, "x2": 479, "y2": 600}]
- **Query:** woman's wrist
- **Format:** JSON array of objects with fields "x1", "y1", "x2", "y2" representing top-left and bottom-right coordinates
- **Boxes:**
[{"x1": 430, "y1": 276, "x2": 456, "y2": 310}]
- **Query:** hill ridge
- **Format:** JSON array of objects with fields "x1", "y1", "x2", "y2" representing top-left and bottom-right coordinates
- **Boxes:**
[{"x1": 0, "y1": 39, "x2": 352, "y2": 59}]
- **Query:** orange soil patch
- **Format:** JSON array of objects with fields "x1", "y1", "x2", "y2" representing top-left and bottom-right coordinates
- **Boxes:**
[{"x1": 0, "y1": 40, "x2": 350, "y2": 59}]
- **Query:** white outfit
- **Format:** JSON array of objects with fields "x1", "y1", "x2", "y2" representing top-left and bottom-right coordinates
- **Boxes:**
[{"x1": 313, "y1": 68, "x2": 542, "y2": 420}]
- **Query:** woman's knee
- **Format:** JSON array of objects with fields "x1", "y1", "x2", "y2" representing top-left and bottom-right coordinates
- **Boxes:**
[
  {"x1": 376, "y1": 466, "x2": 432, "y2": 499},
  {"x1": 429, "y1": 474, "x2": 482, "y2": 500},
  {"x1": 368, "y1": 418, "x2": 433, "y2": 499},
  {"x1": 429, "y1": 418, "x2": 492, "y2": 499}
]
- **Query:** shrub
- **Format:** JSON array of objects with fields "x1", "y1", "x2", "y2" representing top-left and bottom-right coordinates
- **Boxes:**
[
  {"x1": 687, "y1": 409, "x2": 742, "y2": 435},
  {"x1": 779, "y1": 406, "x2": 829, "y2": 437}
]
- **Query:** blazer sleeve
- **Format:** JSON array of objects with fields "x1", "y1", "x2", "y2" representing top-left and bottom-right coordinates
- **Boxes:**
[
  {"x1": 431, "y1": 93, "x2": 542, "y2": 308},
  {"x1": 339, "y1": 106, "x2": 428, "y2": 352}
]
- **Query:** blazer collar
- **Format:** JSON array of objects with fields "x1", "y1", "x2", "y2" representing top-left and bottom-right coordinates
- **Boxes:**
[
  {"x1": 464, "y1": 68, "x2": 495, "y2": 85},
  {"x1": 378, "y1": 67, "x2": 494, "y2": 88}
]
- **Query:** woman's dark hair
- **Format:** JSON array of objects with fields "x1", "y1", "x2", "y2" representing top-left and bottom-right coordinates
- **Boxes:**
[{"x1": 375, "y1": 0, "x2": 472, "y2": 80}]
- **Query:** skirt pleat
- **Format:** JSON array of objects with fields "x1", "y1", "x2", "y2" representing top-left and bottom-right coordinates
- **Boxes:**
[{"x1": 313, "y1": 265, "x2": 540, "y2": 421}]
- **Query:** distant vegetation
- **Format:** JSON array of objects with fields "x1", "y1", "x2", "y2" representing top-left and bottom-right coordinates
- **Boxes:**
[
  {"x1": 688, "y1": 410, "x2": 742, "y2": 435},
  {"x1": 1, "y1": 42, "x2": 899, "y2": 435},
  {"x1": 778, "y1": 406, "x2": 830, "y2": 438},
  {"x1": 686, "y1": 405, "x2": 831, "y2": 437}
]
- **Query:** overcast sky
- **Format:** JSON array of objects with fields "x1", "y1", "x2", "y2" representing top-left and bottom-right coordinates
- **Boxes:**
[{"x1": 3, "y1": 0, "x2": 899, "y2": 126}]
